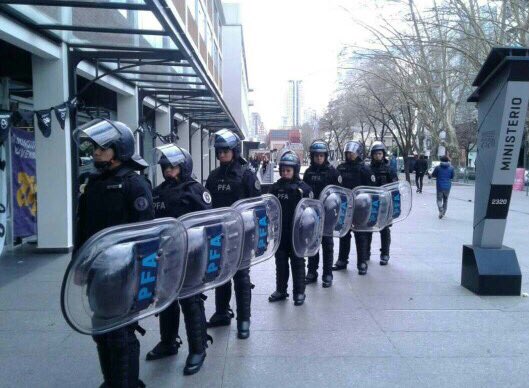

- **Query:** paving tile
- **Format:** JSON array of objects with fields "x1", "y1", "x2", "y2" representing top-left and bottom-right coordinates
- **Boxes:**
[
  {"x1": 406, "y1": 357, "x2": 529, "y2": 388},
  {"x1": 387, "y1": 331, "x2": 529, "y2": 357},
  {"x1": 222, "y1": 356, "x2": 421, "y2": 388},
  {"x1": 370, "y1": 309, "x2": 526, "y2": 332}
]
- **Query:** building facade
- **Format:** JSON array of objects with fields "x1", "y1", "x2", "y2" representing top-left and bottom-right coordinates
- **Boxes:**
[
  {"x1": 282, "y1": 80, "x2": 304, "y2": 128},
  {"x1": 221, "y1": 2, "x2": 251, "y2": 139},
  {"x1": 0, "y1": 0, "x2": 250, "y2": 252}
]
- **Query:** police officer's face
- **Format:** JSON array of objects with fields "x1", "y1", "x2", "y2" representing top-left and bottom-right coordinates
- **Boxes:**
[
  {"x1": 163, "y1": 165, "x2": 181, "y2": 180},
  {"x1": 313, "y1": 153, "x2": 325, "y2": 165},
  {"x1": 93, "y1": 146, "x2": 114, "y2": 163},
  {"x1": 373, "y1": 151, "x2": 384, "y2": 161},
  {"x1": 346, "y1": 152, "x2": 357, "y2": 161},
  {"x1": 280, "y1": 166, "x2": 294, "y2": 179},
  {"x1": 217, "y1": 148, "x2": 233, "y2": 163}
]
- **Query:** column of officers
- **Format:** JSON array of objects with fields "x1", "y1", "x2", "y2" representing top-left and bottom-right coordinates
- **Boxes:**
[{"x1": 75, "y1": 118, "x2": 398, "y2": 387}]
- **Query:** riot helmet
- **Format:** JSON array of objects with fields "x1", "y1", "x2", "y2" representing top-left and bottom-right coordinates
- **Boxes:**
[
  {"x1": 154, "y1": 143, "x2": 193, "y2": 180},
  {"x1": 74, "y1": 118, "x2": 135, "y2": 162},
  {"x1": 344, "y1": 141, "x2": 363, "y2": 160},
  {"x1": 309, "y1": 140, "x2": 329, "y2": 164},
  {"x1": 279, "y1": 151, "x2": 301, "y2": 178},
  {"x1": 213, "y1": 129, "x2": 241, "y2": 159},
  {"x1": 370, "y1": 141, "x2": 387, "y2": 157}
]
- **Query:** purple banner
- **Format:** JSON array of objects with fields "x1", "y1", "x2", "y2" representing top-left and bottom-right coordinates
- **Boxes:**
[{"x1": 11, "y1": 127, "x2": 37, "y2": 238}]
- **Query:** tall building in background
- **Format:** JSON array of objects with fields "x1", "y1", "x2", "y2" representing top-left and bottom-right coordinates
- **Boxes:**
[
  {"x1": 282, "y1": 80, "x2": 304, "y2": 128},
  {"x1": 222, "y1": 2, "x2": 251, "y2": 138}
]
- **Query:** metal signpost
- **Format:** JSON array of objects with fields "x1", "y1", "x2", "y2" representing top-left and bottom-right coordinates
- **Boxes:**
[{"x1": 462, "y1": 47, "x2": 529, "y2": 295}]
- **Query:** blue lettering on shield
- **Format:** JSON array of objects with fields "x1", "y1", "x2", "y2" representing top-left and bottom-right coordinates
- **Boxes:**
[
  {"x1": 367, "y1": 195, "x2": 380, "y2": 227},
  {"x1": 204, "y1": 224, "x2": 223, "y2": 282},
  {"x1": 255, "y1": 207, "x2": 269, "y2": 256},
  {"x1": 133, "y1": 238, "x2": 160, "y2": 312},
  {"x1": 334, "y1": 194, "x2": 348, "y2": 231}
]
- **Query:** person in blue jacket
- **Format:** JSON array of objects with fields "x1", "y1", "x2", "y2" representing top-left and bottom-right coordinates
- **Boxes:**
[{"x1": 432, "y1": 155, "x2": 455, "y2": 219}]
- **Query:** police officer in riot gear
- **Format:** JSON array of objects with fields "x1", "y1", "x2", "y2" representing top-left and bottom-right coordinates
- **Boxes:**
[
  {"x1": 74, "y1": 118, "x2": 153, "y2": 388},
  {"x1": 303, "y1": 140, "x2": 340, "y2": 287},
  {"x1": 269, "y1": 151, "x2": 313, "y2": 306},
  {"x1": 205, "y1": 129, "x2": 261, "y2": 339},
  {"x1": 333, "y1": 141, "x2": 376, "y2": 274},
  {"x1": 145, "y1": 144, "x2": 212, "y2": 375},
  {"x1": 370, "y1": 141, "x2": 398, "y2": 265}
]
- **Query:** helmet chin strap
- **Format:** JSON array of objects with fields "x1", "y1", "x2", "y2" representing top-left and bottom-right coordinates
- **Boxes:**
[{"x1": 94, "y1": 160, "x2": 113, "y2": 171}]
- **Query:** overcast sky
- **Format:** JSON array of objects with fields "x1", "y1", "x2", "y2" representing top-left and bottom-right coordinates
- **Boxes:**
[{"x1": 232, "y1": 0, "x2": 401, "y2": 128}]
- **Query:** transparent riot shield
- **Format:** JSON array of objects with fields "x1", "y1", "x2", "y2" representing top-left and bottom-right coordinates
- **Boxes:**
[
  {"x1": 383, "y1": 181, "x2": 412, "y2": 225},
  {"x1": 61, "y1": 218, "x2": 187, "y2": 335},
  {"x1": 350, "y1": 186, "x2": 392, "y2": 232},
  {"x1": 319, "y1": 185, "x2": 354, "y2": 237},
  {"x1": 292, "y1": 198, "x2": 325, "y2": 257},
  {"x1": 232, "y1": 194, "x2": 282, "y2": 269},
  {"x1": 178, "y1": 208, "x2": 244, "y2": 299}
]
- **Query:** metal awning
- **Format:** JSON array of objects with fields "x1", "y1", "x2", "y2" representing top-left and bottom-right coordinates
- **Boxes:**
[{"x1": 0, "y1": 0, "x2": 243, "y2": 137}]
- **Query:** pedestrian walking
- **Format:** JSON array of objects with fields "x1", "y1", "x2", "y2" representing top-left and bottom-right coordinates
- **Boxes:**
[
  {"x1": 414, "y1": 154, "x2": 428, "y2": 193},
  {"x1": 432, "y1": 155, "x2": 455, "y2": 219}
]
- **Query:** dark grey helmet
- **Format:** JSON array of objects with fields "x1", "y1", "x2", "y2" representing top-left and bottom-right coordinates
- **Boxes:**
[
  {"x1": 370, "y1": 141, "x2": 387, "y2": 156},
  {"x1": 154, "y1": 143, "x2": 193, "y2": 180},
  {"x1": 344, "y1": 141, "x2": 363, "y2": 158},
  {"x1": 213, "y1": 129, "x2": 241, "y2": 158},
  {"x1": 279, "y1": 151, "x2": 301, "y2": 176},
  {"x1": 309, "y1": 140, "x2": 329, "y2": 155},
  {"x1": 73, "y1": 118, "x2": 135, "y2": 162}
]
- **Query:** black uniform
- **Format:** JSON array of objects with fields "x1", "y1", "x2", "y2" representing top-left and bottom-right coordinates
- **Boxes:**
[
  {"x1": 151, "y1": 177, "x2": 212, "y2": 364},
  {"x1": 269, "y1": 178, "x2": 313, "y2": 297},
  {"x1": 77, "y1": 164, "x2": 153, "y2": 388},
  {"x1": 336, "y1": 158, "x2": 376, "y2": 270},
  {"x1": 414, "y1": 157, "x2": 428, "y2": 192},
  {"x1": 303, "y1": 161, "x2": 340, "y2": 278},
  {"x1": 205, "y1": 159, "x2": 261, "y2": 325},
  {"x1": 369, "y1": 159, "x2": 398, "y2": 258}
]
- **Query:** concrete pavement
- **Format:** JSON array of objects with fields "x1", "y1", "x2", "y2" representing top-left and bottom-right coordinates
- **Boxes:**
[{"x1": 1, "y1": 181, "x2": 529, "y2": 387}]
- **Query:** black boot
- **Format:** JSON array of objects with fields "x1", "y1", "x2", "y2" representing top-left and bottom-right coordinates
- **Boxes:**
[
  {"x1": 380, "y1": 255, "x2": 390, "y2": 266},
  {"x1": 237, "y1": 320, "x2": 250, "y2": 340},
  {"x1": 305, "y1": 271, "x2": 318, "y2": 284},
  {"x1": 332, "y1": 259, "x2": 348, "y2": 271},
  {"x1": 322, "y1": 274, "x2": 333, "y2": 288},
  {"x1": 358, "y1": 261, "x2": 368, "y2": 275},
  {"x1": 146, "y1": 339, "x2": 181, "y2": 361},
  {"x1": 183, "y1": 352, "x2": 206, "y2": 376},
  {"x1": 207, "y1": 310, "x2": 233, "y2": 328},
  {"x1": 268, "y1": 291, "x2": 289, "y2": 302},
  {"x1": 293, "y1": 293, "x2": 305, "y2": 306}
]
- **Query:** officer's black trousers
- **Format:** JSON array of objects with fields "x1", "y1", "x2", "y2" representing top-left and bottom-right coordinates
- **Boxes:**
[
  {"x1": 308, "y1": 236, "x2": 334, "y2": 276},
  {"x1": 338, "y1": 231, "x2": 352, "y2": 263},
  {"x1": 215, "y1": 268, "x2": 252, "y2": 321},
  {"x1": 275, "y1": 247, "x2": 306, "y2": 294},
  {"x1": 93, "y1": 324, "x2": 140, "y2": 388},
  {"x1": 366, "y1": 227, "x2": 391, "y2": 256},
  {"x1": 158, "y1": 296, "x2": 208, "y2": 354},
  {"x1": 354, "y1": 232, "x2": 372, "y2": 269}
]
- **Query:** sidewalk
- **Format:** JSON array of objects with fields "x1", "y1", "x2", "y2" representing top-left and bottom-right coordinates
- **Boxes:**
[{"x1": 1, "y1": 184, "x2": 529, "y2": 387}]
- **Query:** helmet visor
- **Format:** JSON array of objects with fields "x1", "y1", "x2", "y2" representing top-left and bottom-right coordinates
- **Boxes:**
[
  {"x1": 214, "y1": 129, "x2": 239, "y2": 150},
  {"x1": 73, "y1": 119, "x2": 120, "y2": 153},
  {"x1": 154, "y1": 144, "x2": 185, "y2": 167},
  {"x1": 344, "y1": 142, "x2": 361, "y2": 155}
]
